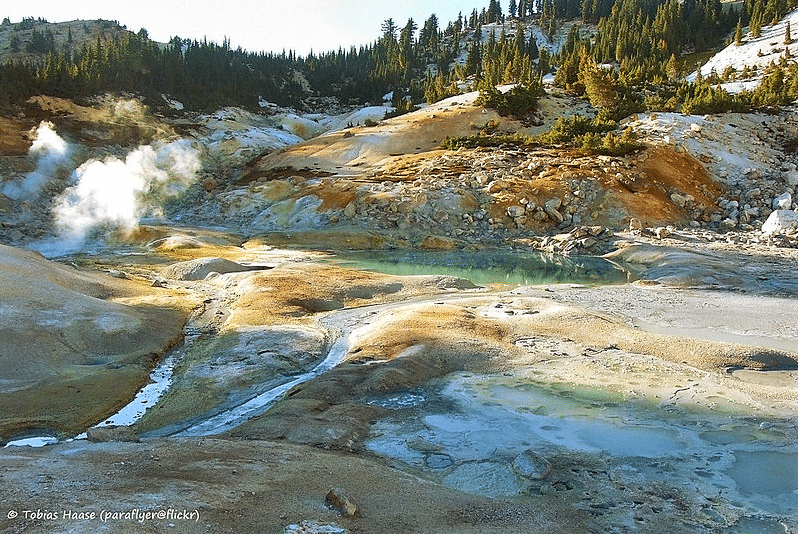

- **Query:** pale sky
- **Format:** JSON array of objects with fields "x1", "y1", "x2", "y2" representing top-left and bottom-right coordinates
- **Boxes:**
[{"x1": 4, "y1": 1, "x2": 482, "y2": 56}]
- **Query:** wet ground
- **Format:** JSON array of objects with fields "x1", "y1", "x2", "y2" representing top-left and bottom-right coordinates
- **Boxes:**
[{"x1": 0, "y1": 230, "x2": 796, "y2": 534}]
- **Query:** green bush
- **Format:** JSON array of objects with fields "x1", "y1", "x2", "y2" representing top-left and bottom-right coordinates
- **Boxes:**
[
  {"x1": 475, "y1": 83, "x2": 544, "y2": 115},
  {"x1": 536, "y1": 115, "x2": 617, "y2": 144},
  {"x1": 441, "y1": 116, "x2": 642, "y2": 156}
]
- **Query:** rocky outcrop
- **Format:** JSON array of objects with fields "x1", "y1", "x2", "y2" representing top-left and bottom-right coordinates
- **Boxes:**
[{"x1": 162, "y1": 256, "x2": 271, "y2": 281}]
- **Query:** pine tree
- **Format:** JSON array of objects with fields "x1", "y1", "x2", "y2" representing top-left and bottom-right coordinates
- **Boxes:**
[
  {"x1": 785, "y1": 20, "x2": 793, "y2": 44},
  {"x1": 381, "y1": 19, "x2": 397, "y2": 41},
  {"x1": 547, "y1": 9, "x2": 557, "y2": 41},
  {"x1": 519, "y1": 0, "x2": 528, "y2": 18},
  {"x1": 734, "y1": 18, "x2": 743, "y2": 45},
  {"x1": 580, "y1": 51, "x2": 618, "y2": 113},
  {"x1": 666, "y1": 53, "x2": 680, "y2": 79}
]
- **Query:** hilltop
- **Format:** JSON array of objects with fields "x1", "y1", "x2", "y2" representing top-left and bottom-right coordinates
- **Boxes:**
[{"x1": 0, "y1": 17, "x2": 131, "y2": 65}]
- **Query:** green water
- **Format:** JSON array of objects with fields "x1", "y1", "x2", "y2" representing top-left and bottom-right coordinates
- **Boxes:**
[{"x1": 326, "y1": 249, "x2": 634, "y2": 286}]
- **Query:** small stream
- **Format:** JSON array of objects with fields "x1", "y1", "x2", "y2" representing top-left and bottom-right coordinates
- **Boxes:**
[{"x1": 173, "y1": 313, "x2": 354, "y2": 437}]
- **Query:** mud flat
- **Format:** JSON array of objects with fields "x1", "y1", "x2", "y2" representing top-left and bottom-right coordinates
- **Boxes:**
[{"x1": 0, "y1": 233, "x2": 795, "y2": 534}]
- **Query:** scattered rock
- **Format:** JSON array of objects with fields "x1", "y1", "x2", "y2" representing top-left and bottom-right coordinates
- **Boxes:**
[{"x1": 773, "y1": 192, "x2": 792, "y2": 210}]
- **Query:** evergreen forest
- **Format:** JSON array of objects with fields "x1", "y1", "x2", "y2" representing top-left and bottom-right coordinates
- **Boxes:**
[{"x1": 0, "y1": 0, "x2": 796, "y2": 116}]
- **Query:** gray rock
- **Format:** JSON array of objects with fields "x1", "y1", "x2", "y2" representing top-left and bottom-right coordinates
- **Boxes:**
[
  {"x1": 544, "y1": 199, "x2": 564, "y2": 223},
  {"x1": 511, "y1": 450, "x2": 551, "y2": 480},
  {"x1": 545, "y1": 198, "x2": 562, "y2": 211},
  {"x1": 773, "y1": 192, "x2": 792, "y2": 210},
  {"x1": 720, "y1": 218, "x2": 738, "y2": 230},
  {"x1": 762, "y1": 210, "x2": 798, "y2": 235},
  {"x1": 670, "y1": 193, "x2": 686, "y2": 208},
  {"x1": 507, "y1": 205, "x2": 526, "y2": 218},
  {"x1": 655, "y1": 227, "x2": 671, "y2": 239}
]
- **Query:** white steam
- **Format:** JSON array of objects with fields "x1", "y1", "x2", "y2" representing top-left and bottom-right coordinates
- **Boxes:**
[
  {"x1": 2, "y1": 121, "x2": 71, "y2": 200},
  {"x1": 53, "y1": 138, "x2": 201, "y2": 245}
]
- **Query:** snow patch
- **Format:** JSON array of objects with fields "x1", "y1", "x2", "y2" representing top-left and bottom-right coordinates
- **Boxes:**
[{"x1": 687, "y1": 9, "x2": 798, "y2": 93}]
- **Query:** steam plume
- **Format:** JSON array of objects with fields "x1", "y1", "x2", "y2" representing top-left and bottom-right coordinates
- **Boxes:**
[
  {"x1": 2, "y1": 121, "x2": 71, "y2": 200},
  {"x1": 53, "y1": 138, "x2": 201, "y2": 246}
]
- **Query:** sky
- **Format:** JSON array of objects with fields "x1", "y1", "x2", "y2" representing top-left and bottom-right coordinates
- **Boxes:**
[{"x1": 3, "y1": 1, "x2": 481, "y2": 56}]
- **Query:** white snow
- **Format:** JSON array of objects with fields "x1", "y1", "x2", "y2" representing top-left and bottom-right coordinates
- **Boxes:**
[
  {"x1": 687, "y1": 9, "x2": 798, "y2": 93},
  {"x1": 623, "y1": 111, "x2": 797, "y2": 189},
  {"x1": 316, "y1": 105, "x2": 393, "y2": 132}
]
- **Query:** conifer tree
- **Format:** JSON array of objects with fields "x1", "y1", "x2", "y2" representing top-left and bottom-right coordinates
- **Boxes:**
[
  {"x1": 666, "y1": 53, "x2": 680, "y2": 79},
  {"x1": 381, "y1": 19, "x2": 397, "y2": 41},
  {"x1": 734, "y1": 18, "x2": 743, "y2": 45},
  {"x1": 580, "y1": 50, "x2": 618, "y2": 113}
]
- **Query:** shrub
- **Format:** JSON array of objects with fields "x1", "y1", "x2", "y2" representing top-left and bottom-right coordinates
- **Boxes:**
[{"x1": 475, "y1": 83, "x2": 544, "y2": 115}]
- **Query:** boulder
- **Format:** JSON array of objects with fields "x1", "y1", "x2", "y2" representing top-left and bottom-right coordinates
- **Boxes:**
[
  {"x1": 761, "y1": 210, "x2": 798, "y2": 235},
  {"x1": 507, "y1": 205, "x2": 526, "y2": 218},
  {"x1": 544, "y1": 199, "x2": 564, "y2": 223},
  {"x1": 670, "y1": 193, "x2": 687, "y2": 208}
]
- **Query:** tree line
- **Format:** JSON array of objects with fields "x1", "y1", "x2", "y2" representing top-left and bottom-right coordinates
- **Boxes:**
[{"x1": 0, "y1": 0, "x2": 796, "y2": 114}]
